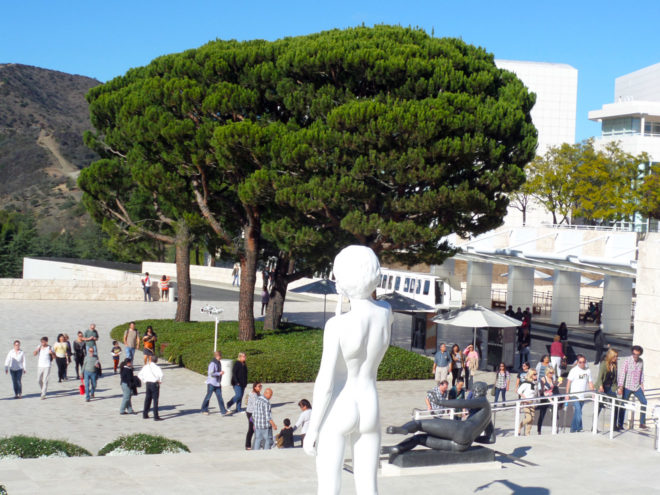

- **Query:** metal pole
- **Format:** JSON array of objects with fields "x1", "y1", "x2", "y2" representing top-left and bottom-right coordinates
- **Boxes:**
[
  {"x1": 552, "y1": 397, "x2": 558, "y2": 435},
  {"x1": 592, "y1": 394, "x2": 599, "y2": 434},
  {"x1": 214, "y1": 317, "x2": 219, "y2": 353},
  {"x1": 514, "y1": 402, "x2": 520, "y2": 437},
  {"x1": 610, "y1": 396, "x2": 615, "y2": 440}
]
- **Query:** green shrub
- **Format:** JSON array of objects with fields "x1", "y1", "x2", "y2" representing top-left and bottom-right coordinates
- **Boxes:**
[
  {"x1": 98, "y1": 434, "x2": 190, "y2": 456},
  {"x1": 0, "y1": 435, "x2": 91, "y2": 458},
  {"x1": 110, "y1": 320, "x2": 432, "y2": 382},
  {"x1": 0, "y1": 484, "x2": 6, "y2": 495}
]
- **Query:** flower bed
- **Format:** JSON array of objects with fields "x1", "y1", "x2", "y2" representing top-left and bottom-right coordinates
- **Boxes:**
[
  {"x1": 0, "y1": 436, "x2": 91, "y2": 459},
  {"x1": 98, "y1": 434, "x2": 190, "y2": 456}
]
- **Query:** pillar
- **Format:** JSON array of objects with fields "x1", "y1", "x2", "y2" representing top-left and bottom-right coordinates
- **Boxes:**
[
  {"x1": 466, "y1": 261, "x2": 492, "y2": 307},
  {"x1": 550, "y1": 270, "x2": 580, "y2": 326},
  {"x1": 602, "y1": 276, "x2": 633, "y2": 334},
  {"x1": 506, "y1": 266, "x2": 534, "y2": 312}
]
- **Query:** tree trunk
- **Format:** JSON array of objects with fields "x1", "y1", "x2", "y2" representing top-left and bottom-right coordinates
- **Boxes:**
[
  {"x1": 174, "y1": 222, "x2": 192, "y2": 323},
  {"x1": 521, "y1": 205, "x2": 527, "y2": 226},
  {"x1": 238, "y1": 212, "x2": 260, "y2": 341},
  {"x1": 264, "y1": 256, "x2": 296, "y2": 330}
]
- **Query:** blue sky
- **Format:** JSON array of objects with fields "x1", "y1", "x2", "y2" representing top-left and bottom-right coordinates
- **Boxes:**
[{"x1": 2, "y1": 0, "x2": 659, "y2": 141}]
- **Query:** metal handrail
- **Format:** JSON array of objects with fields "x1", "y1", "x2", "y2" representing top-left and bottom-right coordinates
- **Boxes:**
[{"x1": 413, "y1": 388, "x2": 660, "y2": 449}]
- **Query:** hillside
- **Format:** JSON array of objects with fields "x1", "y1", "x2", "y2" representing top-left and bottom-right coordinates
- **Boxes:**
[{"x1": 0, "y1": 64, "x2": 100, "y2": 233}]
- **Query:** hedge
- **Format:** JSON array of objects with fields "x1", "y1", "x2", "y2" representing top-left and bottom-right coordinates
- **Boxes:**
[
  {"x1": 110, "y1": 320, "x2": 432, "y2": 382},
  {"x1": 98, "y1": 434, "x2": 190, "y2": 456},
  {"x1": 0, "y1": 435, "x2": 91, "y2": 458}
]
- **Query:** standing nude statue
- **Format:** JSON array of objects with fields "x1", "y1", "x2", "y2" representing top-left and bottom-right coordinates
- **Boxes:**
[{"x1": 304, "y1": 245, "x2": 392, "y2": 495}]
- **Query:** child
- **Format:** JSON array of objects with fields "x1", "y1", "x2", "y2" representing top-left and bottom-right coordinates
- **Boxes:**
[
  {"x1": 111, "y1": 341, "x2": 122, "y2": 373},
  {"x1": 277, "y1": 418, "x2": 294, "y2": 448}
]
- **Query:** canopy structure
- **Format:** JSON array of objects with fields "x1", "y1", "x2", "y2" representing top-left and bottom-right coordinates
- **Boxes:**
[
  {"x1": 290, "y1": 279, "x2": 337, "y2": 324},
  {"x1": 433, "y1": 304, "x2": 521, "y2": 348}
]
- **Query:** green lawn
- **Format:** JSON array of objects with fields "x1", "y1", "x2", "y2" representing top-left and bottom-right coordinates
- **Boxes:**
[{"x1": 110, "y1": 320, "x2": 432, "y2": 383}]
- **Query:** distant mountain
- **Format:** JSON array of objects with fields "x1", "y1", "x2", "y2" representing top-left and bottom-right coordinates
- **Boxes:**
[{"x1": 0, "y1": 64, "x2": 101, "y2": 233}]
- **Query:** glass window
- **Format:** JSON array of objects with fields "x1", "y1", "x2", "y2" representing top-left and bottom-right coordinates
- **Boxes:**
[
  {"x1": 387, "y1": 276, "x2": 393, "y2": 290},
  {"x1": 602, "y1": 117, "x2": 641, "y2": 136},
  {"x1": 435, "y1": 281, "x2": 444, "y2": 305},
  {"x1": 394, "y1": 276, "x2": 401, "y2": 291},
  {"x1": 381, "y1": 275, "x2": 387, "y2": 288},
  {"x1": 423, "y1": 280, "x2": 430, "y2": 295},
  {"x1": 403, "y1": 278, "x2": 410, "y2": 292},
  {"x1": 416, "y1": 279, "x2": 422, "y2": 294}
]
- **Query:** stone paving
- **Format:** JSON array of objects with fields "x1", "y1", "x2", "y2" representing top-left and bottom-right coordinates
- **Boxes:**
[{"x1": 0, "y1": 292, "x2": 658, "y2": 494}]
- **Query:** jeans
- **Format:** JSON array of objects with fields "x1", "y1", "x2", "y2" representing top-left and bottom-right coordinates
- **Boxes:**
[
  {"x1": 618, "y1": 388, "x2": 647, "y2": 427},
  {"x1": 84, "y1": 370, "x2": 97, "y2": 400},
  {"x1": 74, "y1": 356, "x2": 84, "y2": 378},
  {"x1": 494, "y1": 388, "x2": 507, "y2": 403},
  {"x1": 143, "y1": 382, "x2": 160, "y2": 419},
  {"x1": 570, "y1": 398, "x2": 584, "y2": 432},
  {"x1": 10, "y1": 369, "x2": 22, "y2": 396},
  {"x1": 537, "y1": 404, "x2": 549, "y2": 433},
  {"x1": 519, "y1": 347, "x2": 530, "y2": 368},
  {"x1": 227, "y1": 385, "x2": 245, "y2": 412},
  {"x1": 201, "y1": 384, "x2": 227, "y2": 413},
  {"x1": 144, "y1": 286, "x2": 152, "y2": 301},
  {"x1": 125, "y1": 347, "x2": 136, "y2": 361},
  {"x1": 254, "y1": 427, "x2": 273, "y2": 450},
  {"x1": 37, "y1": 366, "x2": 51, "y2": 397},
  {"x1": 120, "y1": 382, "x2": 134, "y2": 413},
  {"x1": 56, "y1": 356, "x2": 67, "y2": 381}
]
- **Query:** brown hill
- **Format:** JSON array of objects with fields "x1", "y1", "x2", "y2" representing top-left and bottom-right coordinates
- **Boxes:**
[{"x1": 0, "y1": 63, "x2": 101, "y2": 233}]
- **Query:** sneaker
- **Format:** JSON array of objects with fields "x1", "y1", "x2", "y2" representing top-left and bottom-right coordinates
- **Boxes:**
[
  {"x1": 223, "y1": 411, "x2": 232, "y2": 416},
  {"x1": 639, "y1": 424, "x2": 648, "y2": 430},
  {"x1": 202, "y1": 411, "x2": 209, "y2": 415}
]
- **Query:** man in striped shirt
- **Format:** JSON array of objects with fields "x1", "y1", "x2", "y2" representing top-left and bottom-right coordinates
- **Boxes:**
[{"x1": 617, "y1": 345, "x2": 647, "y2": 430}]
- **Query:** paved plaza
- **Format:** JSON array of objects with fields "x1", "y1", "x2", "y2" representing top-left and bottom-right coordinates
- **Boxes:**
[{"x1": 0, "y1": 293, "x2": 657, "y2": 494}]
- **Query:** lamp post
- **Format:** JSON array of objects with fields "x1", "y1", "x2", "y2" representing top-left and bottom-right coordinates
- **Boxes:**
[{"x1": 201, "y1": 304, "x2": 224, "y2": 352}]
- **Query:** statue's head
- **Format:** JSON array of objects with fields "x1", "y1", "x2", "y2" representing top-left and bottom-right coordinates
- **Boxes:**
[
  {"x1": 333, "y1": 246, "x2": 381, "y2": 300},
  {"x1": 472, "y1": 381, "x2": 488, "y2": 398}
]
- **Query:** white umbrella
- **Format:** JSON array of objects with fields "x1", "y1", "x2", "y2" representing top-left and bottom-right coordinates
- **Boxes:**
[{"x1": 432, "y1": 303, "x2": 521, "y2": 348}]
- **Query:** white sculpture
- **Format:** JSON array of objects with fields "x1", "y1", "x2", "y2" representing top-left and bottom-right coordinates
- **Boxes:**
[{"x1": 304, "y1": 245, "x2": 392, "y2": 495}]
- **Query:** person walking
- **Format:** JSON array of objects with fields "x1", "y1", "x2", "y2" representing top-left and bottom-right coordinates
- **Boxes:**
[
  {"x1": 616, "y1": 345, "x2": 648, "y2": 430},
  {"x1": 253, "y1": 387, "x2": 277, "y2": 450},
  {"x1": 535, "y1": 355, "x2": 551, "y2": 386},
  {"x1": 450, "y1": 344, "x2": 464, "y2": 387},
  {"x1": 227, "y1": 352, "x2": 248, "y2": 413},
  {"x1": 53, "y1": 334, "x2": 68, "y2": 382},
  {"x1": 63, "y1": 334, "x2": 72, "y2": 378},
  {"x1": 200, "y1": 351, "x2": 228, "y2": 415},
  {"x1": 518, "y1": 326, "x2": 531, "y2": 369},
  {"x1": 245, "y1": 382, "x2": 262, "y2": 450},
  {"x1": 537, "y1": 367, "x2": 558, "y2": 434},
  {"x1": 293, "y1": 399, "x2": 312, "y2": 447},
  {"x1": 517, "y1": 369, "x2": 538, "y2": 436},
  {"x1": 142, "y1": 326, "x2": 157, "y2": 365},
  {"x1": 595, "y1": 348, "x2": 618, "y2": 419},
  {"x1": 232, "y1": 263, "x2": 240, "y2": 286},
  {"x1": 593, "y1": 324, "x2": 609, "y2": 365},
  {"x1": 142, "y1": 272, "x2": 152, "y2": 301},
  {"x1": 119, "y1": 358, "x2": 136, "y2": 415},
  {"x1": 4, "y1": 340, "x2": 26, "y2": 398},
  {"x1": 261, "y1": 287, "x2": 270, "y2": 316},
  {"x1": 433, "y1": 343, "x2": 451, "y2": 383},
  {"x1": 550, "y1": 335, "x2": 565, "y2": 377},
  {"x1": 83, "y1": 323, "x2": 99, "y2": 356},
  {"x1": 73, "y1": 332, "x2": 86, "y2": 380},
  {"x1": 33, "y1": 337, "x2": 55, "y2": 399},
  {"x1": 566, "y1": 354, "x2": 594, "y2": 432},
  {"x1": 557, "y1": 322, "x2": 568, "y2": 354},
  {"x1": 82, "y1": 346, "x2": 100, "y2": 402},
  {"x1": 515, "y1": 362, "x2": 531, "y2": 396},
  {"x1": 138, "y1": 355, "x2": 163, "y2": 420},
  {"x1": 123, "y1": 322, "x2": 140, "y2": 362},
  {"x1": 493, "y1": 363, "x2": 510, "y2": 404}
]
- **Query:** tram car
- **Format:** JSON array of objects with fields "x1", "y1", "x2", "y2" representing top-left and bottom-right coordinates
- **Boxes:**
[{"x1": 376, "y1": 268, "x2": 462, "y2": 312}]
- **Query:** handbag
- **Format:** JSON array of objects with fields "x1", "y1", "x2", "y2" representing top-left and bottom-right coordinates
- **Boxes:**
[{"x1": 79, "y1": 378, "x2": 85, "y2": 395}]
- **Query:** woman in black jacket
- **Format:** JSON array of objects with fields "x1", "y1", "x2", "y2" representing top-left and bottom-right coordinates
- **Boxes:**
[{"x1": 119, "y1": 358, "x2": 136, "y2": 415}]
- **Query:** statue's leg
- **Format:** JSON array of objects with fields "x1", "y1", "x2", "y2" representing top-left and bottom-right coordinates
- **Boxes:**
[
  {"x1": 380, "y1": 434, "x2": 425, "y2": 455},
  {"x1": 423, "y1": 436, "x2": 469, "y2": 452},
  {"x1": 316, "y1": 429, "x2": 346, "y2": 495},
  {"x1": 386, "y1": 420, "x2": 421, "y2": 435},
  {"x1": 351, "y1": 430, "x2": 380, "y2": 494},
  {"x1": 475, "y1": 421, "x2": 496, "y2": 445}
]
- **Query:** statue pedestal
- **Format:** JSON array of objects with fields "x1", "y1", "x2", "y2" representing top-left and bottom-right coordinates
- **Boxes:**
[{"x1": 381, "y1": 446, "x2": 499, "y2": 477}]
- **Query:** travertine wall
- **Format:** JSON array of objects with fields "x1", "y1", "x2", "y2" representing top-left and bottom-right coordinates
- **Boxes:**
[
  {"x1": 633, "y1": 233, "x2": 660, "y2": 396},
  {"x1": 0, "y1": 279, "x2": 145, "y2": 301}
]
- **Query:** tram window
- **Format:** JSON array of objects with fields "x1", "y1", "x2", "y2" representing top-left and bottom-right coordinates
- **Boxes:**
[
  {"x1": 394, "y1": 276, "x2": 401, "y2": 291},
  {"x1": 416, "y1": 279, "x2": 421, "y2": 294},
  {"x1": 387, "y1": 276, "x2": 393, "y2": 290},
  {"x1": 423, "y1": 280, "x2": 430, "y2": 295},
  {"x1": 381, "y1": 275, "x2": 387, "y2": 288},
  {"x1": 435, "y1": 281, "x2": 444, "y2": 305},
  {"x1": 403, "y1": 278, "x2": 410, "y2": 292}
]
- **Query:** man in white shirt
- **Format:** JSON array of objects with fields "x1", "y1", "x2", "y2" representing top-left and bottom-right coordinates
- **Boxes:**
[
  {"x1": 138, "y1": 355, "x2": 163, "y2": 420},
  {"x1": 565, "y1": 354, "x2": 594, "y2": 432},
  {"x1": 33, "y1": 337, "x2": 55, "y2": 399}
]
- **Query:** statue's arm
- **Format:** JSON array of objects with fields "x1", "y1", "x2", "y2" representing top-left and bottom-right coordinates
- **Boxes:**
[
  {"x1": 304, "y1": 319, "x2": 341, "y2": 456},
  {"x1": 440, "y1": 399, "x2": 489, "y2": 411}
]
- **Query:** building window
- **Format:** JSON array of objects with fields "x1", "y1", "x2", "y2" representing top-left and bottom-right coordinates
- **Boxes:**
[
  {"x1": 644, "y1": 121, "x2": 660, "y2": 137},
  {"x1": 602, "y1": 117, "x2": 641, "y2": 136}
]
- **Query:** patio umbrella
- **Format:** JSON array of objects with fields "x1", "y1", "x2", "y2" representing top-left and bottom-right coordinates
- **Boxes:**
[
  {"x1": 376, "y1": 292, "x2": 435, "y2": 313},
  {"x1": 290, "y1": 279, "x2": 337, "y2": 324},
  {"x1": 432, "y1": 303, "x2": 521, "y2": 348}
]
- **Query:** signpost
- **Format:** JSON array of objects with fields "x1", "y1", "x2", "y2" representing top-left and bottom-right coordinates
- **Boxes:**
[{"x1": 200, "y1": 304, "x2": 224, "y2": 352}]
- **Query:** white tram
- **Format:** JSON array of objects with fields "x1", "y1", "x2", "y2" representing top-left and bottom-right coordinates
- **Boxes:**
[{"x1": 375, "y1": 268, "x2": 462, "y2": 312}]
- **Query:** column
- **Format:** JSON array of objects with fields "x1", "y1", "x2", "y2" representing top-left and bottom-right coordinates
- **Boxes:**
[
  {"x1": 506, "y1": 266, "x2": 534, "y2": 312},
  {"x1": 466, "y1": 261, "x2": 492, "y2": 307},
  {"x1": 550, "y1": 270, "x2": 581, "y2": 326},
  {"x1": 602, "y1": 276, "x2": 633, "y2": 334}
]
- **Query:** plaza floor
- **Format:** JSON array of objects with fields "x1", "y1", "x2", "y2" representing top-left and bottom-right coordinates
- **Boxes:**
[{"x1": 0, "y1": 293, "x2": 657, "y2": 494}]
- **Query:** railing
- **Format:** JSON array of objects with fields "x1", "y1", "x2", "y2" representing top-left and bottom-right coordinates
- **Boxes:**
[{"x1": 414, "y1": 388, "x2": 660, "y2": 451}]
